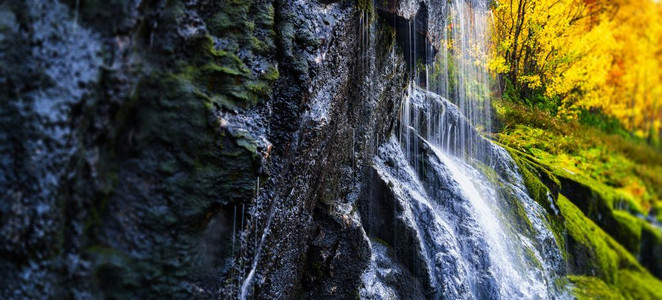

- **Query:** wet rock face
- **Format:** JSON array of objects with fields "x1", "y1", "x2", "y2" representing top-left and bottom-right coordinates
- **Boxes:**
[
  {"x1": 361, "y1": 165, "x2": 432, "y2": 292},
  {"x1": 0, "y1": 0, "x2": 430, "y2": 298},
  {"x1": 377, "y1": 2, "x2": 437, "y2": 68},
  {"x1": 360, "y1": 241, "x2": 427, "y2": 299},
  {"x1": 557, "y1": 174, "x2": 662, "y2": 280},
  {"x1": 364, "y1": 136, "x2": 493, "y2": 298},
  {"x1": 375, "y1": 0, "x2": 449, "y2": 61},
  {"x1": 1, "y1": 0, "x2": 272, "y2": 298},
  {"x1": 238, "y1": 0, "x2": 410, "y2": 297}
]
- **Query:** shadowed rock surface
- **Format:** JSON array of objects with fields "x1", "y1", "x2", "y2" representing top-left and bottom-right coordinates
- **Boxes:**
[{"x1": 0, "y1": 0, "x2": 419, "y2": 298}]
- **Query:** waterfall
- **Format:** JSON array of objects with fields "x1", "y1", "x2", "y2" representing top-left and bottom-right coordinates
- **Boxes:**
[
  {"x1": 362, "y1": 0, "x2": 569, "y2": 298},
  {"x1": 430, "y1": 0, "x2": 492, "y2": 158}
]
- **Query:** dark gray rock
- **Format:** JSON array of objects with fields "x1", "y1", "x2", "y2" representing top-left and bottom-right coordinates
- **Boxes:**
[
  {"x1": 0, "y1": 0, "x2": 456, "y2": 298},
  {"x1": 1, "y1": 0, "x2": 274, "y2": 298}
]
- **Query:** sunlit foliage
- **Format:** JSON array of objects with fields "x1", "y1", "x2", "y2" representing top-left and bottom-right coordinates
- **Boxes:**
[{"x1": 491, "y1": 0, "x2": 662, "y2": 142}]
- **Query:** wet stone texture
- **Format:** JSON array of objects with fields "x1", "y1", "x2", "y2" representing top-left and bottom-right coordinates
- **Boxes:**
[
  {"x1": 0, "y1": 0, "x2": 432, "y2": 298},
  {"x1": 1, "y1": 0, "x2": 273, "y2": 298}
]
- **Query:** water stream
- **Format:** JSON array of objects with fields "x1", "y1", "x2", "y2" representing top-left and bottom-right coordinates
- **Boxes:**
[{"x1": 361, "y1": 0, "x2": 569, "y2": 298}]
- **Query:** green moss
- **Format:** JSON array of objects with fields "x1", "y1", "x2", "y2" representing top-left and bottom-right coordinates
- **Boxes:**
[
  {"x1": 247, "y1": 81, "x2": 271, "y2": 97},
  {"x1": 495, "y1": 99, "x2": 662, "y2": 218},
  {"x1": 262, "y1": 66, "x2": 280, "y2": 81},
  {"x1": 611, "y1": 210, "x2": 643, "y2": 253},
  {"x1": 494, "y1": 44, "x2": 662, "y2": 299},
  {"x1": 524, "y1": 246, "x2": 543, "y2": 269},
  {"x1": 653, "y1": 203, "x2": 662, "y2": 223},
  {"x1": 207, "y1": 12, "x2": 233, "y2": 33},
  {"x1": 503, "y1": 146, "x2": 568, "y2": 257},
  {"x1": 615, "y1": 269, "x2": 662, "y2": 299},
  {"x1": 508, "y1": 148, "x2": 555, "y2": 210},
  {"x1": 182, "y1": 42, "x2": 275, "y2": 108},
  {"x1": 356, "y1": 0, "x2": 373, "y2": 12},
  {"x1": 552, "y1": 169, "x2": 652, "y2": 259},
  {"x1": 254, "y1": 4, "x2": 275, "y2": 27},
  {"x1": 119, "y1": 73, "x2": 260, "y2": 224},
  {"x1": 205, "y1": 0, "x2": 250, "y2": 34},
  {"x1": 356, "y1": 0, "x2": 375, "y2": 21},
  {"x1": 474, "y1": 161, "x2": 500, "y2": 186},
  {"x1": 568, "y1": 275, "x2": 621, "y2": 299},
  {"x1": 249, "y1": 36, "x2": 269, "y2": 53},
  {"x1": 558, "y1": 194, "x2": 620, "y2": 282},
  {"x1": 558, "y1": 194, "x2": 662, "y2": 297},
  {"x1": 502, "y1": 135, "x2": 654, "y2": 263},
  {"x1": 501, "y1": 189, "x2": 536, "y2": 236},
  {"x1": 234, "y1": 131, "x2": 258, "y2": 153},
  {"x1": 184, "y1": 1, "x2": 278, "y2": 109}
]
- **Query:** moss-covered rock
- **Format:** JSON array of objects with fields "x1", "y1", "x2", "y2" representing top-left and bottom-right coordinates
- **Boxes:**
[
  {"x1": 615, "y1": 269, "x2": 662, "y2": 299},
  {"x1": 505, "y1": 144, "x2": 662, "y2": 297},
  {"x1": 611, "y1": 210, "x2": 643, "y2": 253},
  {"x1": 568, "y1": 275, "x2": 621, "y2": 300},
  {"x1": 117, "y1": 72, "x2": 261, "y2": 214},
  {"x1": 502, "y1": 139, "x2": 662, "y2": 279},
  {"x1": 559, "y1": 194, "x2": 624, "y2": 282},
  {"x1": 505, "y1": 146, "x2": 560, "y2": 213},
  {"x1": 504, "y1": 147, "x2": 567, "y2": 255},
  {"x1": 495, "y1": 97, "x2": 662, "y2": 220},
  {"x1": 557, "y1": 194, "x2": 662, "y2": 298},
  {"x1": 640, "y1": 224, "x2": 662, "y2": 278}
]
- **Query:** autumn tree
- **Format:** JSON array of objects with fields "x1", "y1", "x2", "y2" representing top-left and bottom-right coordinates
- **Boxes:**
[{"x1": 491, "y1": 0, "x2": 662, "y2": 142}]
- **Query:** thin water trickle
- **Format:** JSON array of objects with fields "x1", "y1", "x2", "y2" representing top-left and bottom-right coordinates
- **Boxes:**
[
  {"x1": 231, "y1": 205, "x2": 237, "y2": 289},
  {"x1": 239, "y1": 191, "x2": 278, "y2": 300},
  {"x1": 232, "y1": 205, "x2": 237, "y2": 258},
  {"x1": 446, "y1": 124, "x2": 453, "y2": 152},
  {"x1": 426, "y1": 0, "x2": 493, "y2": 157},
  {"x1": 255, "y1": 177, "x2": 259, "y2": 252},
  {"x1": 73, "y1": 0, "x2": 79, "y2": 32}
]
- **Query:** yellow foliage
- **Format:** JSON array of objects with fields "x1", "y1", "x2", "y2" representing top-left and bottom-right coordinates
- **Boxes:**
[
  {"x1": 491, "y1": 0, "x2": 662, "y2": 139},
  {"x1": 488, "y1": 56, "x2": 509, "y2": 74},
  {"x1": 520, "y1": 75, "x2": 542, "y2": 89}
]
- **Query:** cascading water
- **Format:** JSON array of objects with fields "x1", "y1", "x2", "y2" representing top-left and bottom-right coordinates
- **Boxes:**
[
  {"x1": 430, "y1": 0, "x2": 492, "y2": 157},
  {"x1": 361, "y1": 0, "x2": 569, "y2": 298}
]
